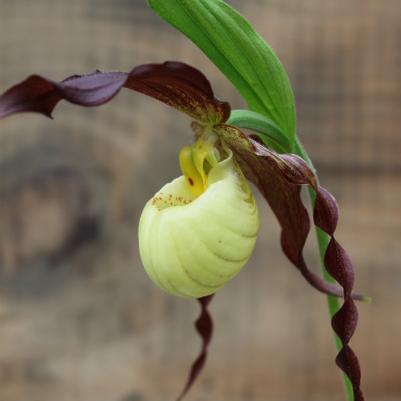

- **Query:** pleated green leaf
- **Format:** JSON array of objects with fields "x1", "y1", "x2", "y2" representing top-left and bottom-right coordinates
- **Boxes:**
[{"x1": 148, "y1": 0, "x2": 296, "y2": 143}]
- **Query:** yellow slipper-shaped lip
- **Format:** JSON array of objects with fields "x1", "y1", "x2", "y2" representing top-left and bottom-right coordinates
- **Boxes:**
[{"x1": 138, "y1": 146, "x2": 259, "y2": 298}]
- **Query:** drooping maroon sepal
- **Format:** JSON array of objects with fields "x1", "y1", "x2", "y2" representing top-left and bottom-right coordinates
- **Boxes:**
[
  {"x1": 214, "y1": 123, "x2": 364, "y2": 401},
  {"x1": 0, "y1": 62, "x2": 230, "y2": 124}
]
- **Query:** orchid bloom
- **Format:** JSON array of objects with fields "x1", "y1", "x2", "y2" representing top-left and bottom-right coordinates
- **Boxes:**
[
  {"x1": 0, "y1": 61, "x2": 364, "y2": 401},
  {"x1": 140, "y1": 135, "x2": 259, "y2": 298}
]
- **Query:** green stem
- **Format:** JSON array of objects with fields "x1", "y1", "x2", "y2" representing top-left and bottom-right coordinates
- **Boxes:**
[{"x1": 293, "y1": 138, "x2": 354, "y2": 401}]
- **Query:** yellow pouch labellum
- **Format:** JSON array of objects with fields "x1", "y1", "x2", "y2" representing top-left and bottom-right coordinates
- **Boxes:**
[{"x1": 138, "y1": 146, "x2": 259, "y2": 298}]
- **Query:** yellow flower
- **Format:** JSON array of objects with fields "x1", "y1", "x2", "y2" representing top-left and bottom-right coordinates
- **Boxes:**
[{"x1": 138, "y1": 135, "x2": 259, "y2": 297}]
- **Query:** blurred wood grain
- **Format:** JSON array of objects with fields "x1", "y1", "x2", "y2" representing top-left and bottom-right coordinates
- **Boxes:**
[{"x1": 0, "y1": 1, "x2": 400, "y2": 401}]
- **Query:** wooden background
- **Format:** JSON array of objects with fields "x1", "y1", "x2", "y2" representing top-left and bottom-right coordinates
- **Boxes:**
[{"x1": 0, "y1": 1, "x2": 400, "y2": 400}]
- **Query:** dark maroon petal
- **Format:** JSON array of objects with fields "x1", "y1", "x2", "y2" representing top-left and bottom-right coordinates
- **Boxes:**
[
  {"x1": 324, "y1": 238, "x2": 354, "y2": 294},
  {"x1": 214, "y1": 123, "x2": 364, "y2": 401},
  {"x1": 336, "y1": 346, "x2": 362, "y2": 394},
  {"x1": 314, "y1": 189, "x2": 364, "y2": 401},
  {"x1": 214, "y1": 124, "x2": 362, "y2": 300},
  {"x1": 0, "y1": 62, "x2": 230, "y2": 124},
  {"x1": 332, "y1": 299, "x2": 358, "y2": 345},
  {"x1": 177, "y1": 295, "x2": 214, "y2": 401},
  {"x1": 314, "y1": 186, "x2": 338, "y2": 235}
]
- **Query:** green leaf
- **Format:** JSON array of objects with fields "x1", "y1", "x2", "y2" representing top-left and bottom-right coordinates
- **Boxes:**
[
  {"x1": 227, "y1": 109, "x2": 292, "y2": 153},
  {"x1": 148, "y1": 0, "x2": 296, "y2": 143}
]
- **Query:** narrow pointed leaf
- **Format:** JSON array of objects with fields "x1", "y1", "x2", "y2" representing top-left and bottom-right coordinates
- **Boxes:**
[
  {"x1": 149, "y1": 0, "x2": 296, "y2": 141},
  {"x1": 214, "y1": 124, "x2": 364, "y2": 401},
  {"x1": 0, "y1": 61, "x2": 230, "y2": 124}
]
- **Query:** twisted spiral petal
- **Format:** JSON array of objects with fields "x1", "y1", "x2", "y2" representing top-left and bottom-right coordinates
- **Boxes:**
[{"x1": 138, "y1": 151, "x2": 259, "y2": 298}]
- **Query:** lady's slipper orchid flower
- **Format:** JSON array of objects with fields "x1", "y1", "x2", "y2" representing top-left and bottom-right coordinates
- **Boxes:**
[
  {"x1": 0, "y1": 61, "x2": 364, "y2": 401},
  {"x1": 139, "y1": 136, "x2": 259, "y2": 298}
]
